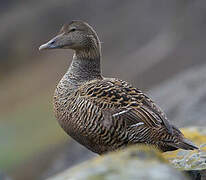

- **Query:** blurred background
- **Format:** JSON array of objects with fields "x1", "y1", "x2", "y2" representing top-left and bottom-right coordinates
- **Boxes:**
[{"x1": 1, "y1": 0, "x2": 206, "y2": 179}]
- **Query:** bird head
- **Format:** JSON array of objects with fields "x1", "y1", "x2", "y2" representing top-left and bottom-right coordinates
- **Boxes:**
[{"x1": 39, "y1": 20, "x2": 100, "y2": 51}]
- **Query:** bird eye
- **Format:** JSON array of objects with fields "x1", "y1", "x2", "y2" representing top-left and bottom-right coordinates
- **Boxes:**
[{"x1": 70, "y1": 28, "x2": 76, "y2": 32}]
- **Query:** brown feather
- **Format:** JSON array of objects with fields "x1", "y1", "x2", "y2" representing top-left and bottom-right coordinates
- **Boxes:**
[{"x1": 39, "y1": 21, "x2": 199, "y2": 154}]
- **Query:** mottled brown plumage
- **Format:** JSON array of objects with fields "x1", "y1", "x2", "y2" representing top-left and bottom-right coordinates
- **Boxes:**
[{"x1": 39, "y1": 20, "x2": 198, "y2": 154}]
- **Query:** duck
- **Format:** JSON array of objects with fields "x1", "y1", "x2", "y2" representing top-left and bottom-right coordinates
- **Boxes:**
[{"x1": 39, "y1": 20, "x2": 198, "y2": 154}]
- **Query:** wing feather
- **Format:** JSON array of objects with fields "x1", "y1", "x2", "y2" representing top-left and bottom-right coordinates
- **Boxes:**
[{"x1": 79, "y1": 78, "x2": 173, "y2": 134}]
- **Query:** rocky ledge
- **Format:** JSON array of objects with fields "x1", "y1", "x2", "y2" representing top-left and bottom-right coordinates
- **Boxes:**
[
  {"x1": 47, "y1": 127, "x2": 206, "y2": 180},
  {"x1": 164, "y1": 127, "x2": 206, "y2": 179}
]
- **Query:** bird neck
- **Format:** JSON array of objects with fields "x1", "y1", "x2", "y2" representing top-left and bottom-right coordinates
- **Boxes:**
[{"x1": 66, "y1": 47, "x2": 102, "y2": 84}]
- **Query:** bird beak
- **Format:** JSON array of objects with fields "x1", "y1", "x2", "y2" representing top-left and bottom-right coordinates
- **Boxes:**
[{"x1": 39, "y1": 33, "x2": 64, "y2": 51}]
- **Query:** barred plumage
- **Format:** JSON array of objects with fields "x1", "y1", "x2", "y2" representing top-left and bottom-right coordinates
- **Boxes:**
[{"x1": 39, "y1": 20, "x2": 198, "y2": 154}]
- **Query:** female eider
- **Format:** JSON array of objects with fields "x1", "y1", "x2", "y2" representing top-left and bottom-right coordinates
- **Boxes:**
[{"x1": 39, "y1": 20, "x2": 198, "y2": 154}]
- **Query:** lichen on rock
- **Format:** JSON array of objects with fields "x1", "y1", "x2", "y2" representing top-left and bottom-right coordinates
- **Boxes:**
[
  {"x1": 47, "y1": 145, "x2": 187, "y2": 180},
  {"x1": 163, "y1": 127, "x2": 206, "y2": 171},
  {"x1": 47, "y1": 127, "x2": 206, "y2": 180}
]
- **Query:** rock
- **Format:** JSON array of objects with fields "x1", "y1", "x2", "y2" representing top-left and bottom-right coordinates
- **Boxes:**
[
  {"x1": 41, "y1": 140, "x2": 95, "y2": 180},
  {"x1": 149, "y1": 64, "x2": 206, "y2": 127},
  {"x1": 163, "y1": 127, "x2": 206, "y2": 170},
  {"x1": 47, "y1": 127, "x2": 206, "y2": 180},
  {"x1": 163, "y1": 127, "x2": 206, "y2": 180},
  {"x1": 47, "y1": 145, "x2": 187, "y2": 180}
]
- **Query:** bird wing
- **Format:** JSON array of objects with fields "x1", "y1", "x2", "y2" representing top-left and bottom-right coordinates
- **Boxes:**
[{"x1": 79, "y1": 78, "x2": 173, "y2": 134}]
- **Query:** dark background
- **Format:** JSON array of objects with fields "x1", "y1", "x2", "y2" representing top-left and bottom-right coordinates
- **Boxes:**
[{"x1": 1, "y1": 1, "x2": 206, "y2": 179}]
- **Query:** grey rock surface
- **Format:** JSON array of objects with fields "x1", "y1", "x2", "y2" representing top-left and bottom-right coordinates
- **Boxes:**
[
  {"x1": 40, "y1": 140, "x2": 95, "y2": 180},
  {"x1": 47, "y1": 146, "x2": 187, "y2": 180},
  {"x1": 149, "y1": 64, "x2": 206, "y2": 127},
  {"x1": 46, "y1": 126, "x2": 206, "y2": 180},
  {"x1": 163, "y1": 127, "x2": 206, "y2": 180},
  {"x1": 163, "y1": 127, "x2": 206, "y2": 171}
]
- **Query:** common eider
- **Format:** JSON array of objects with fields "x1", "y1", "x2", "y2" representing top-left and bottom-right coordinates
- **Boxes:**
[{"x1": 39, "y1": 20, "x2": 198, "y2": 154}]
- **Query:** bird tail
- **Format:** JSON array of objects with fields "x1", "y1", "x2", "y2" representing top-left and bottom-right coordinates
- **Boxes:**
[
  {"x1": 175, "y1": 137, "x2": 198, "y2": 150},
  {"x1": 166, "y1": 136, "x2": 198, "y2": 151},
  {"x1": 164, "y1": 125, "x2": 199, "y2": 151}
]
